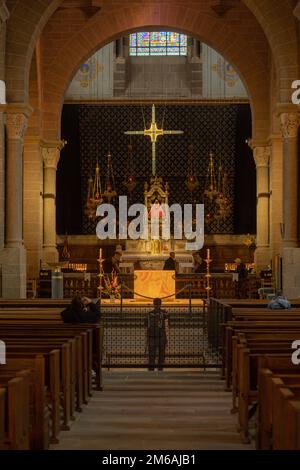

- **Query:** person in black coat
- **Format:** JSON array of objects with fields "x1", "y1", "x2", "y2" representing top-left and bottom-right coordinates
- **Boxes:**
[
  {"x1": 145, "y1": 298, "x2": 169, "y2": 371},
  {"x1": 163, "y1": 252, "x2": 177, "y2": 271},
  {"x1": 234, "y1": 258, "x2": 248, "y2": 299},
  {"x1": 61, "y1": 296, "x2": 101, "y2": 323}
]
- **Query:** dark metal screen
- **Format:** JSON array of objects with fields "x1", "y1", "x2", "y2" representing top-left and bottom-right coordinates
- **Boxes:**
[
  {"x1": 101, "y1": 304, "x2": 221, "y2": 368},
  {"x1": 78, "y1": 103, "x2": 239, "y2": 234}
]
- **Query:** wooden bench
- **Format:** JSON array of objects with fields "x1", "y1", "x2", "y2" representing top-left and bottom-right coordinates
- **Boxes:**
[
  {"x1": 0, "y1": 312, "x2": 103, "y2": 391},
  {"x1": 5, "y1": 348, "x2": 60, "y2": 444},
  {"x1": 0, "y1": 305, "x2": 104, "y2": 450},
  {"x1": 237, "y1": 347, "x2": 299, "y2": 443},
  {"x1": 258, "y1": 368, "x2": 300, "y2": 449},
  {"x1": 223, "y1": 320, "x2": 300, "y2": 389},
  {"x1": 0, "y1": 373, "x2": 30, "y2": 449},
  {"x1": 0, "y1": 354, "x2": 48, "y2": 449}
]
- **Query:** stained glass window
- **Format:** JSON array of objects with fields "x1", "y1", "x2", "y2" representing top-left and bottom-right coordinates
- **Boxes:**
[{"x1": 129, "y1": 32, "x2": 187, "y2": 56}]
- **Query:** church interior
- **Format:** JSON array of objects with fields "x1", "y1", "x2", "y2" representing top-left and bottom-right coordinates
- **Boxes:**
[{"x1": 1, "y1": 0, "x2": 300, "y2": 454}]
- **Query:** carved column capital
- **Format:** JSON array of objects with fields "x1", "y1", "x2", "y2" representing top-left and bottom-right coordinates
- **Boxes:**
[
  {"x1": 41, "y1": 140, "x2": 66, "y2": 169},
  {"x1": 280, "y1": 113, "x2": 300, "y2": 139},
  {"x1": 253, "y1": 146, "x2": 271, "y2": 168},
  {"x1": 6, "y1": 113, "x2": 28, "y2": 140}
]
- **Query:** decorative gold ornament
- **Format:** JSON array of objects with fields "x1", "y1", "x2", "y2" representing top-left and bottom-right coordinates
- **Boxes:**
[{"x1": 125, "y1": 104, "x2": 183, "y2": 176}]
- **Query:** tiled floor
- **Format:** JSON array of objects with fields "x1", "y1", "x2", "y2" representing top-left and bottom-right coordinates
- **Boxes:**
[{"x1": 51, "y1": 370, "x2": 254, "y2": 450}]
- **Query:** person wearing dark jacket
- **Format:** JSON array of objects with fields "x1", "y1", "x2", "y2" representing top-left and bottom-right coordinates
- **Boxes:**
[
  {"x1": 234, "y1": 258, "x2": 248, "y2": 299},
  {"x1": 163, "y1": 252, "x2": 177, "y2": 271},
  {"x1": 61, "y1": 296, "x2": 101, "y2": 323},
  {"x1": 145, "y1": 298, "x2": 169, "y2": 371}
]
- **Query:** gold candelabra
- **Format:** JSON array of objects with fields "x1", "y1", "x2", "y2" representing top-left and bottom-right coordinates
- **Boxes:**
[
  {"x1": 97, "y1": 248, "x2": 104, "y2": 300},
  {"x1": 205, "y1": 248, "x2": 212, "y2": 300}
]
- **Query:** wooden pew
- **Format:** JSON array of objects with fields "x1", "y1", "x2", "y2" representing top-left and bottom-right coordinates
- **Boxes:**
[
  {"x1": 0, "y1": 312, "x2": 103, "y2": 391},
  {"x1": 0, "y1": 388, "x2": 5, "y2": 449},
  {"x1": 271, "y1": 379, "x2": 300, "y2": 450},
  {"x1": 4, "y1": 348, "x2": 60, "y2": 444},
  {"x1": 0, "y1": 354, "x2": 48, "y2": 449},
  {"x1": 3, "y1": 338, "x2": 72, "y2": 429},
  {"x1": 258, "y1": 368, "x2": 300, "y2": 449},
  {"x1": 0, "y1": 375, "x2": 30, "y2": 449},
  {"x1": 237, "y1": 348, "x2": 299, "y2": 443},
  {"x1": 0, "y1": 303, "x2": 103, "y2": 450},
  {"x1": 224, "y1": 320, "x2": 300, "y2": 390},
  {"x1": 0, "y1": 323, "x2": 95, "y2": 402},
  {"x1": 231, "y1": 334, "x2": 300, "y2": 411}
]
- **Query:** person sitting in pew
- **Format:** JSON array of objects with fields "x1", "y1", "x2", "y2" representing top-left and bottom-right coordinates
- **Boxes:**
[
  {"x1": 267, "y1": 290, "x2": 291, "y2": 310},
  {"x1": 61, "y1": 296, "x2": 101, "y2": 323}
]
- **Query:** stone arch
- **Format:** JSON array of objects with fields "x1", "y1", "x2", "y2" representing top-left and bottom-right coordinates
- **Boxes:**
[
  {"x1": 40, "y1": 3, "x2": 271, "y2": 142},
  {"x1": 5, "y1": 0, "x2": 298, "y2": 112},
  {"x1": 5, "y1": 0, "x2": 63, "y2": 102},
  {"x1": 243, "y1": 0, "x2": 299, "y2": 103}
]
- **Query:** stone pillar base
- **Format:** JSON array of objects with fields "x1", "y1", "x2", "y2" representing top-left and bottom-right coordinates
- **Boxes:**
[
  {"x1": 282, "y1": 247, "x2": 300, "y2": 298},
  {"x1": 254, "y1": 247, "x2": 271, "y2": 272},
  {"x1": 0, "y1": 245, "x2": 27, "y2": 298},
  {"x1": 41, "y1": 248, "x2": 59, "y2": 267}
]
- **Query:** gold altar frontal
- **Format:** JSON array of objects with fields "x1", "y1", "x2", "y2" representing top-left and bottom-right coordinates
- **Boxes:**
[{"x1": 134, "y1": 270, "x2": 175, "y2": 301}]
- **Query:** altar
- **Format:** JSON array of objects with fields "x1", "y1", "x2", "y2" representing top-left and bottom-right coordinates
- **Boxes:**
[
  {"x1": 120, "y1": 240, "x2": 194, "y2": 273},
  {"x1": 134, "y1": 270, "x2": 175, "y2": 301},
  {"x1": 119, "y1": 175, "x2": 194, "y2": 273}
]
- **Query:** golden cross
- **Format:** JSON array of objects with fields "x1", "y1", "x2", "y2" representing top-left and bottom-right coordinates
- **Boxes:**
[{"x1": 125, "y1": 104, "x2": 183, "y2": 176}]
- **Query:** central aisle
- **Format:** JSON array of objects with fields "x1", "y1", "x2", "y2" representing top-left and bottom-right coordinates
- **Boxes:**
[{"x1": 51, "y1": 370, "x2": 253, "y2": 450}]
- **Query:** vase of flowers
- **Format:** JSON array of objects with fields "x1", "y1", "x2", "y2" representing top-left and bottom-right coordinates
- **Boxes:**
[{"x1": 102, "y1": 271, "x2": 121, "y2": 302}]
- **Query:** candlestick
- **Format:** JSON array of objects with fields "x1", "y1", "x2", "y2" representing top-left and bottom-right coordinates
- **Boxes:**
[
  {"x1": 205, "y1": 248, "x2": 212, "y2": 300},
  {"x1": 98, "y1": 248, "x2": 103, "y2": 300}
]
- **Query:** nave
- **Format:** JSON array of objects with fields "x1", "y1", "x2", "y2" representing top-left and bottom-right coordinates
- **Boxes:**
[
  {"x1": 1, "y1": 298, "x2": 300, "y2": 451},
  {"x1": 50, "y1": 370, "x2": 252, "y2": 451}
]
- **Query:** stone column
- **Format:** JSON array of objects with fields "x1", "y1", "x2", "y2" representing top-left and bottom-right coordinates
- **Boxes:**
[
  {"x1": 269, "y1": 134, "x2": 283, "y2": 262},
  {"x1": 23, "y1": 136, "x2": 43, "y2": 279},
  {"x1": 253, "y1": 145, "x2": 271, "y2": 269},
  {"x1": 0, "y1": 104, "x2": 32, "y2": 298},
  {"x1": 280, "y1": 113, "x2": 300, "y2": 247},
  {"x1": 279, "y1": 112, "x2": 300, "y2": 297},
  {"x1": 41, "y1": 141, "x2": 65, "y2": 265}
]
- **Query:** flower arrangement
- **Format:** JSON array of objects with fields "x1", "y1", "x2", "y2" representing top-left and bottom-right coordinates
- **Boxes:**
[{"x1": 101, "y1": 271, "x2": 121, "y2": 300}]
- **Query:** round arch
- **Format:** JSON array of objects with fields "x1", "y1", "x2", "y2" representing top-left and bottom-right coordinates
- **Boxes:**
[
  {"x1": 40, "y1": 3, "x2": 271, "y2": 141},
  {"x1": 5, "y1": 0, "x2": 299, "y2": 111},
  {"x1": 5, "y1": 0, "x2": 64, "y2": 102},
  {"x1": 243, "y1": 0, "x2": 299, "y2": 103}
]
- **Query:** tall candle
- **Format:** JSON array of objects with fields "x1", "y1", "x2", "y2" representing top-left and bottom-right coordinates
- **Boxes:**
[{"x1": 207, "y1": 248, "x2": 210, "y2": 259}]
